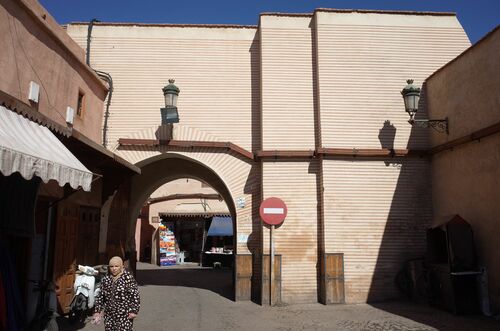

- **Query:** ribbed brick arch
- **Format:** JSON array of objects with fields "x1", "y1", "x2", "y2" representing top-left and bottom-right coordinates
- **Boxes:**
[{"x1": 126, "y1": 153, "x2": 237, "y2": 253}]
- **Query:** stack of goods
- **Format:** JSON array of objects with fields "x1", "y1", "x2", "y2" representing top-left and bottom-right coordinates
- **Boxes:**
[{"x1": 159, "y1": 223, "x2": 177, "y2": 266}]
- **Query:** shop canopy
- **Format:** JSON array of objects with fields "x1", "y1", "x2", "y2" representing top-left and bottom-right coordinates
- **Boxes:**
[
  {"x1": 0, "y1": 105, "x2": 93, "y2": 191},
  {"x1": 207, "y1": 216, "x2": 233, "y2": 236}
]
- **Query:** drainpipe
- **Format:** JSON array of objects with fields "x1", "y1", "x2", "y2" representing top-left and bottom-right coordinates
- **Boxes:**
[
  {"x1": 96, "y1": 70, "x2": 113, "y2": 148},
  {"x1": 86, "y1": 18, "x2": 114, "y2": 148},
  {"x1": 86, "y1": 18, "x2": 99, "y2": 66}
]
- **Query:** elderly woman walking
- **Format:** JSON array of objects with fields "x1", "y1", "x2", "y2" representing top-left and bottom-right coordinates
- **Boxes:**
[{"x1": 92, "y1": 256, "x2": 140, "y2": 330}]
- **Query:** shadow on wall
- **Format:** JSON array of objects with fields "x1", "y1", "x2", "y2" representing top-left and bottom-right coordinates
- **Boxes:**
[
  {"x1": 241, "y1": 35, "x2": 263, "y2": 304},
  {"x1": 367, "y1": 118, "x2": 429, "y2": 303},
  {"x1": 379, "y1": 120, "x2": 397, "y2": 159},
  {"x1": 310, "y1": 16, "x2": 325, "y2": 304},
  {"x1": 249, "y1": 36, "x2": 261, "y2": 154},
  {"x1": 367, "y1": 89, "x2": 437, "y2": 322},
  {"x1": 373, "y1": 108, "x2": 430, "y2": 298},
  {"x1": 243, "y1": 162, "x2": 262, "y2": 303},
  {"x1": 106, "y1": 180, "x2": 131, "y2": 261},
  {"x1": 137, "y1": 217, "x2": 155, "y2": 263}
]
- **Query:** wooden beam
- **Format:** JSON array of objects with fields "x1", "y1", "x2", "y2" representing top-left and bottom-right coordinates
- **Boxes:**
[
  {"x1": 430, "y1": 121, "x2": 500, "y2": 155},
  {"x1": 118, "y1": 138, "x2": 158, "y2": 146},
  {"x1": 256, "y1": 150, "x2": 315, "y2": 159},
  {"x1": 118, "y1": 138, "x2": 254, "y2": 160},
  {"x1": 118, "y1": 138, "x2": 433, "y2": 160},
  {"x1": 147, "y1": 193, "x2": 222, "y2": 205},
  {"x1": 317, "y1": 148, "x2": 428, "y2": 158}
]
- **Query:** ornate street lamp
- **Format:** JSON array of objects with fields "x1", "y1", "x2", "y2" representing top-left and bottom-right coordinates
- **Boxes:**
[
  {"x1": 161, "y1": 79, "x2": 180, "y2": 124},
  {"x1": 401, "y1": 79, "x2": 448, "y2": 134}
]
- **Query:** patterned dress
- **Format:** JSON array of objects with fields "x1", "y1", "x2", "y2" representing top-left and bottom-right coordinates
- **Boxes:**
[{"x1": 94, "y1": 270, "x2": 140, "y2": 331}]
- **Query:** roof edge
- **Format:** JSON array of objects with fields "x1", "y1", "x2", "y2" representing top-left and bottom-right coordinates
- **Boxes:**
[
  {"x1": 18, "y1": 0, "x2": 108, "y2": 91},
  {"x1": 68, "y1": 22, "x2": 257, "y2": 29},
  {"x1": 259, "y1": 12, "x2": 313, "y2": 18},
  {"x1": 71, "y1": 129, "x2": 141, "y2": 174},
  {"x1": 315, "y1": 8, "x2": 456, "y2": 16},
  {"x1": 427, "y1": 24, "x2": 500, "y2": 81},
  {"x1": 67, "y1": 8, "x2": 458, "y2": 30}
]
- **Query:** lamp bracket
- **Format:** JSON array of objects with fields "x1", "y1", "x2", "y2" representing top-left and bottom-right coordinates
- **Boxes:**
[{"x1": 409, "y1": 117, "x2": 449, "y2": 134}]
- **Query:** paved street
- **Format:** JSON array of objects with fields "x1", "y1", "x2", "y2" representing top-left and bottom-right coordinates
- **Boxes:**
[{"x1": 58, "y1": 262, "x2": 499, "y2": 331}]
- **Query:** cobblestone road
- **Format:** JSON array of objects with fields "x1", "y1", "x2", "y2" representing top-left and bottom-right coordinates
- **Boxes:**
[{"x1": 58, "y1": 262, "x2": 499, "y2": 331}]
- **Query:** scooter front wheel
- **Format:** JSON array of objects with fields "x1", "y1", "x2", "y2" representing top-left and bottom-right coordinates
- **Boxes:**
[{"x1": 68, "y1": 310, "x2": 83, "y2": 325}]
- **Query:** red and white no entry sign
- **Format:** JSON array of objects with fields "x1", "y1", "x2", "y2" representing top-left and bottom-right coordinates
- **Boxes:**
[{"x1": 260, "y1": 197, "x2": 287, "y2": 226}]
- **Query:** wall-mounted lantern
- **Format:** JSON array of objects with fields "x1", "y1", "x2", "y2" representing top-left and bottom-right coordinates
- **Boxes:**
[
  {"x1": 401, "y1": 79, "x2": 448, "y2": 134},
  {"x1": 161, "y1": 79, "x2": 180, "y2": 124}
]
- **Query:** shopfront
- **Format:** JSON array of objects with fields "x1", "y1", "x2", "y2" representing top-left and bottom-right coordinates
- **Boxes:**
[
  {"x1": 155, "y1": 214, "x2": 233, "y2": 268},
  {"x1": 203, "y1": 216, "x2": 234, "y2": 268},
  {"x1": 0, "y1": 105, "x2": 93, "y2": 327}
]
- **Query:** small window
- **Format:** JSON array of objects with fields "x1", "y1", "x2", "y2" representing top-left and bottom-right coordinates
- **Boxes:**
[{"x1": 76, "y1": 91, "x2": 85, "y2": 117}]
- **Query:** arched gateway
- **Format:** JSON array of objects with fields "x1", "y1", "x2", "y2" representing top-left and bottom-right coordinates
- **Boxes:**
[{"x1": 117, "y1": 141, "x2": 261, "y2": 302}]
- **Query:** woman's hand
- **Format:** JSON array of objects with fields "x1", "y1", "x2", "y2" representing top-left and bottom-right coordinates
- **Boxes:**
[
  {"x1": 92, "y1": 312, "x2": 102, "y2": 324},
  {"x1": 128, "y1": 312, "x2": 137, "y2": 320}
]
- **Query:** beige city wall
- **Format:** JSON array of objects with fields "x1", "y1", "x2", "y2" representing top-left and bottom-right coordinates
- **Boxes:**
[
  {"x1": 323, "y1": 158, "x2": 432, "y2": 302},
  {"x1": 315, "y1": 10, "x2": 470, "y2": 303},
  {"x1": 257, "y1": 11, "x2": 470, "y2": 303},
  {"x1": 315, "y1": 10, "x2": 470, "y2": 149},
  {"x1": 0, "y1": 0, "x2": 107, "y2": 143},
  {"x1": 262, "y1": 161, "x2": 319, "y2": 303},
  {"x1": 259, "y1": 15, "x2": 319, "y2": 303},
  {"x1": 65, "y1": 11, "x2": 475, "y2": 304},
  {"x1": 260, "y1": 14, "x2": 316, "y2": 150},
  {"x1": 426, "y1": 28, "x2": 500, "y2": 312},
  {"x1": 65, "y1": 23, "x2": 259, "y2": 151}
]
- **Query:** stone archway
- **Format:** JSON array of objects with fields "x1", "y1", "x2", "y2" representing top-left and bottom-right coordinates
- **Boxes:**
[
  {"x1": 105, "y1": 146, "x2": 260, "y2": 302},
  {"x1": 122, "y1": 152, "x2": 253, "y2": 300},
  {"x1": 126, "y1": 153, "x2": 237, "y2": 255}
]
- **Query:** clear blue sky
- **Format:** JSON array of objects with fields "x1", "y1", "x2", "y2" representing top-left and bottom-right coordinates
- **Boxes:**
[{"x1": 40, "y1": 0, "x2": 499, "y2": 44}]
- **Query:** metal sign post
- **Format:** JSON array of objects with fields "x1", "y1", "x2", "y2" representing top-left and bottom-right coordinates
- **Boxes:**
[
  {"x1": 259, "y1": 197, "x2": 287, "y2": 307},
  {"x1": 270, "y1": 224, "x2": 275, "y2": 306}
]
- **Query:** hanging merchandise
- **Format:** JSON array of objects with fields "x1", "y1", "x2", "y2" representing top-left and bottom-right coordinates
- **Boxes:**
[{"x1": 159, "y1": 223, "x2": 177, "y2": 266}]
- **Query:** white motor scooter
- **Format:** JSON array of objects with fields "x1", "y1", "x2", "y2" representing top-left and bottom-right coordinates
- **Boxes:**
[{"x1": 69, "y1": 265, "x2": 106, "y2": 324}]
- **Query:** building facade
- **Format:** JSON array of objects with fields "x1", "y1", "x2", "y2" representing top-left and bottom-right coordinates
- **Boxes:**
[
  {"x1": 0, "y1": 0, "x2": 139, "y2": 323},
  {"x1": 65, "y1": 9, "x2": 472, "y2": 304},
  {"x1": 426, "y1": 27, "x2": 500, "y2": 313}
]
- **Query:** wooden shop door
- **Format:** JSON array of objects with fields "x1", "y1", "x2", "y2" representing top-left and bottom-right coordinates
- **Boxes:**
[
  {"x1": 77, "y1": 206, "x2": 101, "y2": 266},
  {"x1": 53, "y1": 201, "x2": 79, "y2": 314}
]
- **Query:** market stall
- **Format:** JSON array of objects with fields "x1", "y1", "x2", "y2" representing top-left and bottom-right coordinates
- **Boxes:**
[
  {"x1": 159, "y1": 223, "x2": 177, "y2": 266},
  {"x1": 202, "y1": 216, "x2": 234, "y2": 268}
]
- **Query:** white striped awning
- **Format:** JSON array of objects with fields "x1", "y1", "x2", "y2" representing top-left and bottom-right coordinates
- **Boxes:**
[{"x1": 0, "y1": 106, "x2": 93, "y2": 191}]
